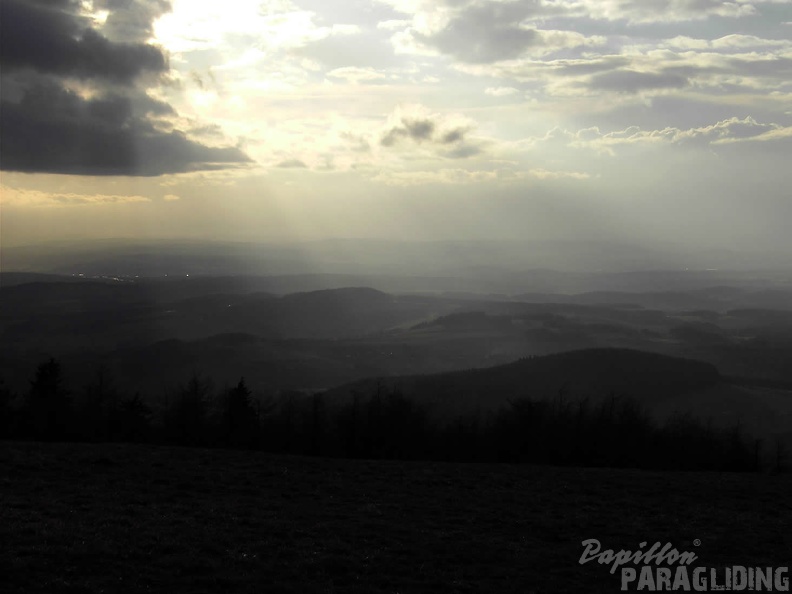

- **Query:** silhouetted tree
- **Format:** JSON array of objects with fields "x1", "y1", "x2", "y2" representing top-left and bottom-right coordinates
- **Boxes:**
[
  {"x1": 114, "y1": 394, "x2": 152, "y2": 443},
  {"x1": 338, "y1": 391, "x2": 363, "y2": 458},
  {"x1": 0, "y1": 377, "x2": 16, "y2": 439},
  {"x1": 308, "y1": 393, "x2": 326, "y2": 456},
  {"x1": 773, "y1": 440, "x2": 788, "y2": 473},
  {"x1": 275, "y1": 392, "x2": 300, "y2": 453},
  {"x1": 222, "y1": 378, "x2": 259, "y2": 449},
  {"x1": 163, "y1": 373, "x2": 212, "y2": 446},
  {"x1": 2, "y1": 357, "x2": 762, "y2": 472},
  {"x1": 78, "y1": 365, "x2": 119, "y2": 442},
  {"x1": 26, "y1": 358, "x2": 72, "y2": 441}
]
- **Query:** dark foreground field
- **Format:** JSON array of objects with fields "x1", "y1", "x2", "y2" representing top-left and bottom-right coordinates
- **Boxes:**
[{"x1": 2, "y1": 442, "x2": 791, "y2": 593}]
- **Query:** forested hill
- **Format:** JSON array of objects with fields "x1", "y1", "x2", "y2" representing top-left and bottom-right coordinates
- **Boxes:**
[{"x1": 324, "y1": 348, "x2": 722, "y2": 414}]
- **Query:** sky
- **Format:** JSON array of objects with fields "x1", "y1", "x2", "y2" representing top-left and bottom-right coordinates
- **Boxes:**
[{"x1": 1, "y1": 0, "x2": 791, "y2": 255}]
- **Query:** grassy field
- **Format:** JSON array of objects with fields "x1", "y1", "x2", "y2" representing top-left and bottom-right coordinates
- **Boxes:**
[{"x1": 2, "y1": 442, "x2": 791, "y2": 593}]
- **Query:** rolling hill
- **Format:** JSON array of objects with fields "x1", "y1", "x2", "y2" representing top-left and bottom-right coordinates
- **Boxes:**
[
  {"x1": 322, "y1": 348, "x2": 792, "y2": 448},
  {"x1": 324, "y1": 348, "x2": 721, "y2": 412}
]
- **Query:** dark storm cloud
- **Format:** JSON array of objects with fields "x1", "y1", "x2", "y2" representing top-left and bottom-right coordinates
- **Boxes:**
[
  {"x1": 0, "y1": 0, "x2": 251, "y2": 176},
  {"x1": 413, "y1": 2, "x2": 543, "y2": 63},
  {"x1": 0, "y1": 0, "x2": 167, "y2": 83},
  {"x1": 0, "y1": 82, "x2": 250, "y2": 176},
  {"x1": 588, "y1": 70, "x2": 690, "y2": 92}
]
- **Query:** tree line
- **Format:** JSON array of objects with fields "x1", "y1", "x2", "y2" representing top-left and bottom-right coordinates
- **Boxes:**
[{"x1": 1, "y1": 357, "x2": 786, "y2": 473}]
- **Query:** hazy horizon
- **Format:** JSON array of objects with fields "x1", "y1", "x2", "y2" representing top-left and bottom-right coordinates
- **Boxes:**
[{"x1": 4, "y1": 235, "x2": 792, "y2": 277}]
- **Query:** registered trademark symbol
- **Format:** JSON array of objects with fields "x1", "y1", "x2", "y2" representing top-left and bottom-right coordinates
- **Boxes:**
[{"x1": 693, "y1": 539, "x2": 701, "y2": 547}]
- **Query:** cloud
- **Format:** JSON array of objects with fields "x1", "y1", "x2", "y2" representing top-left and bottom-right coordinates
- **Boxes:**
[
  {"x1": 381, "y1": 117, "x2": 437, "y2": 146},
  {"x1": 385, "y1": 1, "x2": 605, "y2": 63},
  {"x1": 371, "y1": 167, "x2": 509, "y2": 186},
  {"x1": 381, "y1": 1, "x2": 627, "y2": 68},
  {"x1": 485, "y1": 86, "x2": 520, "y2": 96},
  {"x1": 0, "y1": 81, "x2": 250, "y2": 176},
  {"x1": 0, "y1": 185, "x2": 152, "y2": 207},
  {"x1": 376, "y1": 105, "x2": 498, "y2": 166},
  {"x1": 660, "y1": 34, "x2": 792, "y2": 52},
  {"x1": 0, "y1": 0, "x2": 251, "y2": 176},
  {"x1": 0, "y1": 0, "x2": 167, "y2": 83},
  {"x1": 276, "y1": 159, "x2": 309, "y2": 168},
  {"x1": 441, "y1": 144, "x2": 484, "y2": 159},
  {"x1": 377, "y1": 19, "x2": 411, "y2": 30},
  {"x1": 370, "y1": 166, "x2": 590, "y2": 186},
  {"x1": 712, "y1": 123, "x2": 792, "y2": 144},
  {"x1": 157, "y1": 0, "x2": 362, "y2": 56},
  {"x1": 565, "y1": 116, "x2": 782, "y2": 153},
  {"x1": 528, "y1": 168, "x2": 590, "y2": 180},
  {"x1": 379, "y1": 104, "x2": 474, "y2": 143},
  {"x1": 326, "y1": 66, "x2": 389, "y2": 83},
  {"x1": 560, "y1": 0, "x2": 758, "y2": 23},
  {"x1": 587, "y1": 70, "x2": 690, "y2": 93},
  {"x1": 459, "y1": 44, "x2": 792, "y2": 101},
  {"x1": 95, "y1": 0, "x2": 173, "y2": 43},
  {"x1": 291, "y1": 25, "x2": 398, "y2": 70},
  {"x1": 411, "y1": 3, "x2": 541, "y2": 63},
  {"x1": 339, "y1": 132, "x2": 372, "y2": 154}
]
